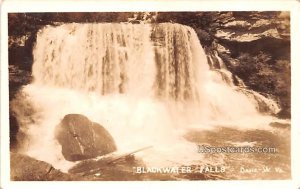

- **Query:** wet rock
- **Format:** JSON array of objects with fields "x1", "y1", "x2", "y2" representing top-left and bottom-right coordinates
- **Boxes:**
[
  {"x1": 269, "y1": 122, "x2": 290, "y2": 129},
  {"x1": 9, "y1": 113, "x2": 19, "y2": 150},
  {"x1": 55, "y1": 114, "x2": 117, "y2": 161},
  {"x1": 10, "y1": 152, "x2": 76, "y2": 181}
]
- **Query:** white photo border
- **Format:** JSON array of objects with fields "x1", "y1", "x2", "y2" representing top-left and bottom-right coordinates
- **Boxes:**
[{"x1": 1, "y1": 0, "x2": 300, "y2": 188}]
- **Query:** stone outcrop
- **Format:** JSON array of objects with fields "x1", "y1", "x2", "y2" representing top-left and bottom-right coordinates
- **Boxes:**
[
  {"x1": 55, "y1": 114, "x2": 117, "y2": 161},
  {"x1": 10, "y1": 152, "x2": 77, "y2": 181},
  {"x1": 211, "y1": 12, "x2": 290, "y2": 118}
]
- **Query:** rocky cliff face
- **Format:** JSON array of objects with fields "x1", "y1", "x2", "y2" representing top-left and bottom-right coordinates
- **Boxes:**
[{"x1": 207, "y1": 12, "x2": 290, "y2": 118}]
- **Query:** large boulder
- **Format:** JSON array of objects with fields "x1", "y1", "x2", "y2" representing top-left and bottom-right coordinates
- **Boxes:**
[
  {"x1": 10, "y1": 152, "x2": 76, "y2": 181},
  {"x1": 55, "y1": 114, "x2": 117, "y2": 161}
]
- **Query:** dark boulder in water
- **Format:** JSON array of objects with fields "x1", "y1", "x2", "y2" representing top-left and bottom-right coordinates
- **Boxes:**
[
  {"x1": 55, "y1": 114, "x2": 117, "y2": 161},
  {"x1": 10, "y1": 152, "x2": 76, "y2": 181}
]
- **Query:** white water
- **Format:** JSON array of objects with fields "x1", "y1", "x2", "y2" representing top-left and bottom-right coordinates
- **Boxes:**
[
  {"x1": 13, "y1": 23, "x2": 281, "y2": 171},
  {"x1": 207, "y1": 51, "x2": 280, "y2": 115}
]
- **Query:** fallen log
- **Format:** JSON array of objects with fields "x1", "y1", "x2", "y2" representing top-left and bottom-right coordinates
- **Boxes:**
[
  {"x1": 107, "y1": 145, "x2": 153, "y2": 164},
  {"x1": 69, "y1": 146, "x2": 153, "y2": 175}
]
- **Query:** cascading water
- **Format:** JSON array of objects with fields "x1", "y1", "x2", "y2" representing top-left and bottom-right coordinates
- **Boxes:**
[
  {"x1": 207, "y1": 50, "x2": 280, "y2": 115},
  {"x1": 12, "y1": 23, "x2": 283, "y2": 172}
]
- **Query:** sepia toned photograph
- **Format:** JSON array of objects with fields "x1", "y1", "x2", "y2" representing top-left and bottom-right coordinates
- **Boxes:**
[{"x1": 6, "y1": 10, "x2": 292, "y2": 182}]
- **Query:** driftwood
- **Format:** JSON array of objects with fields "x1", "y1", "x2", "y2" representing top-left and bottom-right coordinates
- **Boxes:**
[
  {"x1": 69, "y1": 146, "x2": 153, "y2": 176},
  {"x1": 107, "y1": 145, "x2": 153, "y2": 164}
]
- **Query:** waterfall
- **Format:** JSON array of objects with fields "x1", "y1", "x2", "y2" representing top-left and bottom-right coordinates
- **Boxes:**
[
  {"x1": 207, "y1": 50, "x2": 280, "y2": 114},
  {"x1": 33, "y1": 23, "x2": 208, "y2": 102},
  {"x1": 33, "y1": 24, "x2": 156, "y2": 96},
  {"x1": 151, "y1": 23, "x2": 208, "y2": 102},
  {"x1": 12, "y1": 23, "x2": 281, "y2": 170}
]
